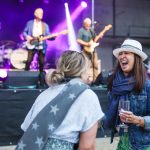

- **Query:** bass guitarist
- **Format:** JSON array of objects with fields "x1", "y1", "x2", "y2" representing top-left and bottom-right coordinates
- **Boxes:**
[{"x1": 77, "y1": 17, "x2": 112, "y2": 84}]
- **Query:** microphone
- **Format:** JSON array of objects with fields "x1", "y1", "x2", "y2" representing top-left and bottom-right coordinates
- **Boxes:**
[
  {"x1": 94, "y1": 21, "x2": 98, "y2": 24},
  {"x1": 92, "y1": 21, "x2": 99, "y2": 25}
]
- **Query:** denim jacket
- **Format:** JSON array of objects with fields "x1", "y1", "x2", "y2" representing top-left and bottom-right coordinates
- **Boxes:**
[{"x1": 127, "y1": 80, "x2": 150, "y2": 149}]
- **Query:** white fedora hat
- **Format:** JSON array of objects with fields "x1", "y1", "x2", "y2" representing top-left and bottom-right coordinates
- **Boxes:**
[{"x1": 113, "y1": 39, "x2": 148, "y2": 61}]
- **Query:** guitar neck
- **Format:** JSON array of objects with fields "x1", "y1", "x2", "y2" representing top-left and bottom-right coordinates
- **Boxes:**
[
  {"x1": 94, "y1": 29, "x2": 107, "y2": 43},
  {"x1": 41, "y1": 34, "x2": 58, "y2": 41},
  {"x1": 94, "y1": 25, "x2": 112, "y2": 43},
  {"x1": 40, "y1": 29, "x2": 68, "y2": 41}
]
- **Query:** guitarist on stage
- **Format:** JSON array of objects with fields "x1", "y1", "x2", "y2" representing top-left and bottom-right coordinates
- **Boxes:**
[
  {"x1": 77, "y1": 17, "x2": 112, "y2": 84},
  {"x1": 23, "y1": 8, "x2": 57, "y2": 85}
]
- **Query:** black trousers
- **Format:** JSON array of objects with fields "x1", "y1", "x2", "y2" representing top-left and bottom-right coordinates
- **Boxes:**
[{"x1": 25, "y1": 49, "x2": 45, "y2": 72}]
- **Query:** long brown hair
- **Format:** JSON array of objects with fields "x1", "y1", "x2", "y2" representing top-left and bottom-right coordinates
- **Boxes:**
[{"x1": 108, "y1": 54, "x2": 146, "y2": 93}]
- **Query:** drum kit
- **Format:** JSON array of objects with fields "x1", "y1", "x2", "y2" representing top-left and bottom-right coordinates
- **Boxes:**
[{"x1": 0, "y1": 40, "x2": 39, "y2": 70}]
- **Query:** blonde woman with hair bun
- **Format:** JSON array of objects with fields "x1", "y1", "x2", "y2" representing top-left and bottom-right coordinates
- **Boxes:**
[{"x1": 19, "y1": 50, "x2": 104, "y2": 150}]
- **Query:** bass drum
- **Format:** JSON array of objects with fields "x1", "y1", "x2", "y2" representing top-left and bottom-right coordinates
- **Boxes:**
[{"x1": 10, "y1": 49, "x2": 28, "y2": 69}]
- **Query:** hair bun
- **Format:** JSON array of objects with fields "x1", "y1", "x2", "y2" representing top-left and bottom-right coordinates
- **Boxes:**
[{"x1": 45, "y1": 69, "x2": 65, "y2": 86}]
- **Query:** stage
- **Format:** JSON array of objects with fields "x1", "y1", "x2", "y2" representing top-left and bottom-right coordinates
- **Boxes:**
[{"x1": 0, "y1": 70, "x2": 110, "y2": 146}]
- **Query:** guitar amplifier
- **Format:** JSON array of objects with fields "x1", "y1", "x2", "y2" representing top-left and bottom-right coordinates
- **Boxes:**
[{"x1": 3, "y1": 71, "x2": 39, "y2": 89}]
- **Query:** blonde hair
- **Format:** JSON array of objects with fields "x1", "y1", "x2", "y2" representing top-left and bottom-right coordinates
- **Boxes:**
[
  {"x1": 34, "y1": 8, "x2": 43, "y2": 17},
  {"x1": 46, "y1": 51, "x2": 88, "y2": 85}
]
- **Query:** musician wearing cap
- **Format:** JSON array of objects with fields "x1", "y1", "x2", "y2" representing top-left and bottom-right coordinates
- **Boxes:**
[
  {"x1": 23, "y1": 8, "x2": 57, "y2": 85},
  {"x1": 77, "y1": 18, "x2": 112, "y2": 84},
  {"x1": 103, "y1": 39, "x2": 150, "y2": 149}
]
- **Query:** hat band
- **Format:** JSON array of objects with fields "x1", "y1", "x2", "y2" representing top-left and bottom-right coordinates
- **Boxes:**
[{"x1": 121, "y1": 44, "x2": 142, "y2": 52}]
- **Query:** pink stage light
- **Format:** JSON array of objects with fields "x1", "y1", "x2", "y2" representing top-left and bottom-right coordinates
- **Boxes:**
[
  {"x1": 46, "y1": 1, "x2": 87, "y2": 55},
  {"x1": 81, "y1": 1, "x2": 87, "y2": 8},
  {"x1": 43, "y1": 0, "x2": 49, "y2": 4},
  {"x1": 19, "y1": 0, "x2": 24, "y2": 3}
]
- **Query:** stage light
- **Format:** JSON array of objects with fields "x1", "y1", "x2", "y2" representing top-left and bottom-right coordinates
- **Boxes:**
[
  {"x1": 19, "y1": 0, "x2": 24, "y2": 3},
  {"x1": 46, "y1": 0, "x2": 85, "y2": 54},
  {"x1": 64, "y1": 2, "x2": 68, "y2": 7},
  {"x1": 0, "y1": 70, "x2": 7, "y2": 78},
  {"x1": 64, "y1": 2, "x2": 80, "y2": 51},
  {"x1": 43, "y1": 0, "x2": 49, "y2": 4},
  {"x1": 0, "y1": 69, "x2": 7, "y2": 79},
  {"x1": 81, "y1": 1, "x2": 87, "y2": 8}
]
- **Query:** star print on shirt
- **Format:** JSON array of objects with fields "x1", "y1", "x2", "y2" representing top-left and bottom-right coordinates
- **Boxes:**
[
  {"x1": 50, "y1": 104, "x2": 59, "y2": 115},
  {"x1": 68, "y1": 93, "x2": 76, "y2": 100},
  {"x1": 17, "y1": 140, "x2": 26, "y2": 150},
  {"x1": 48, "y1": 124, "x2": 55, "y2": 131},
  {"x1": 35, "y1": 137, "x2": 44, "y2": 148},
  {"x1": 32, "y1": 122, "x2": 39, "y2": 130}
]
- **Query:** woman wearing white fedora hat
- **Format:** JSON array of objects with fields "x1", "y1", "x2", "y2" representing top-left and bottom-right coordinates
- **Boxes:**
[{"x1": 103, "y1": 39, "x2": 150, "y2": 149}]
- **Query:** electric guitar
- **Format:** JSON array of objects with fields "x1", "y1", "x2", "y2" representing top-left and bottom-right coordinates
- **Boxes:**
[
  {"x1": 83, "y1": 24, "x2": 112, "y2": 53},
  {"x1": 24, "y1": 29, "x2": 68, "y2": 49}
]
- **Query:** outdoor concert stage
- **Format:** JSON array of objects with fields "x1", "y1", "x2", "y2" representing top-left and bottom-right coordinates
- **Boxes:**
[{"x1": 0, "y1": 70, "x2": 109, "y2": 146}]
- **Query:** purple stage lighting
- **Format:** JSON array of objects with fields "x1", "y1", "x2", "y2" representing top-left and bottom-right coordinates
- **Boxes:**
[
  {"x1": 81, "y1": 1, "x2": 87, "y2": 8},
  {"x1": 43, "y1": 0, "x2": 49, "y2": 4},
  {"x1": 19, "y1": 0, "x2": 24, "y2": 3}
]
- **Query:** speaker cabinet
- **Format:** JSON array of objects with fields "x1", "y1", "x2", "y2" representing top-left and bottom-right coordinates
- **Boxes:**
[{"x1": 3, "y1": 71, "x2": 39, "y2": 88}]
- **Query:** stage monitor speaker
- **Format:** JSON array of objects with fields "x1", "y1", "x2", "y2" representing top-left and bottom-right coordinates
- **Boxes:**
[{"x1": 3, "y1": 71, "x2": 39, "y2": 89}]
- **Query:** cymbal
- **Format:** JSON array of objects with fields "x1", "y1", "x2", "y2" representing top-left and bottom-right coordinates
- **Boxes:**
[{"x1": 0, "y1": 40, "x2": 17, "y2": 49}]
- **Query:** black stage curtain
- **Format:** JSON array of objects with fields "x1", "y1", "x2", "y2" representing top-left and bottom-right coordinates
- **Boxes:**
[
  {"x1": 0, "y1": 88, "x2": 109, "y2": 146},
  {"x1": 0, "y1": 89, "x2": 44, "y2": 146}
]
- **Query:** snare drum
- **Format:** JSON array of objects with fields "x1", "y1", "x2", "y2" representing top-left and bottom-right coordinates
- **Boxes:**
[{"x1": 10, "y1": 49, "x2": 28, "y2": 69}]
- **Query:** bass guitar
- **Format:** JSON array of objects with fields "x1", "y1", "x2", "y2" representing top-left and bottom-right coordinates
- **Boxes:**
[
  {"x1": 83, "y1": 24, "x2": 112, "y2": 53},
  {"x1": 24, "y1": 29, "x2": 68, "y2": 49}
]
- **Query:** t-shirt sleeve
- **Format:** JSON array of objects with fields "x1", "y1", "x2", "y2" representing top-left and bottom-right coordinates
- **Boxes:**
[
  {"x1": 78, "y1": 89, "x2": 104, "y2": 132},
  {"x1": 77, "y1": 28, "x2": 83, "y2": 39}
]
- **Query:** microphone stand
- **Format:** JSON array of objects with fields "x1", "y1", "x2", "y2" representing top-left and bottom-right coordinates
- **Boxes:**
[{"x1": 89, "y1": 28, "x2": 96, "y2": 84}]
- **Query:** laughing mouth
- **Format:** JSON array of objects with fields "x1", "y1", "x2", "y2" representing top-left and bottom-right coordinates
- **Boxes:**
[{"x1": 120, "y1": 60, "x2": 128, "y2": 68}]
